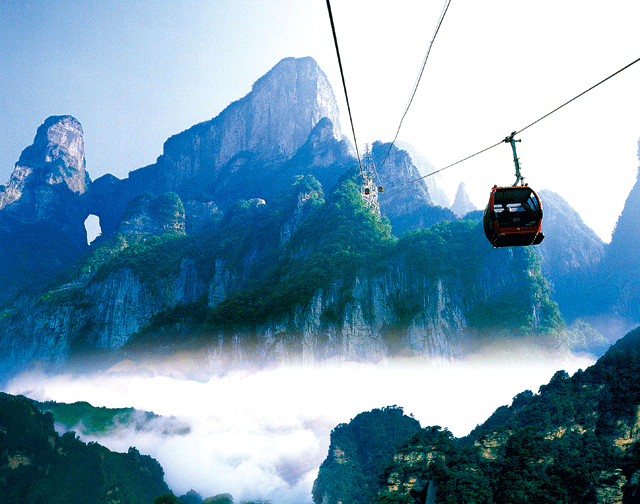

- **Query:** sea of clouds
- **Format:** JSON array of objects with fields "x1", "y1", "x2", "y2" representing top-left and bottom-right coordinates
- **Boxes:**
[{"x1": 5, "y1": 342, "x2": 596, "y2": 503}]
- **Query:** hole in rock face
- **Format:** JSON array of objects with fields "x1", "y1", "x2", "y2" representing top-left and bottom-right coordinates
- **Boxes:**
[{"x1": 84, "y1": 214, "x2": 102, "y2": 245}]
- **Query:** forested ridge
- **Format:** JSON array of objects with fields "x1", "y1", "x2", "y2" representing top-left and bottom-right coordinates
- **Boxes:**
[
  {"x1": 0, "y1": 393, "x2": 170, "y2": 504},
  {"x1": 72, "y1": 170, "x2": 561, "y2": 352},
  {"x1": 314, "y1": 327, "x2": 640, "y2": 504}
]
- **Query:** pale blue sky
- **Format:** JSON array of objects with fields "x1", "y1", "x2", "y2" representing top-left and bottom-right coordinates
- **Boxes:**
[{"x1": 2, "y1": 0, "x2": 639, "y2": 241}]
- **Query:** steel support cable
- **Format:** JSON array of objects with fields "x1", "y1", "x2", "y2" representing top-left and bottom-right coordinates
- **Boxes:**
[
  {"x1": 515, "y1": 55, "x2": 640, "y2": 136},
  {"x1": 377, "y1": 0, "x2": 453, "y2": 178},
  {"x1": 325, "y1": 0, "x2": 364, "y2": 181},
  {"x1": 401, "y1": 55, "x2": 640, "y2": 187}
]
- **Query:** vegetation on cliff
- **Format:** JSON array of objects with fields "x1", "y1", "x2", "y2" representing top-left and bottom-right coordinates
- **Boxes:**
[
  {"x1": 314, "y1": 327, "x2": 640, "y2": 504},
  {"x1": 0, "y1": 393, "x2": 170, "y2": 504},
  {"x1": 312, "y1": 406, "x2": 422, "y2": 504},
  {"x1": 2, "y1": 167, "x2": 565, "y2": 366}
]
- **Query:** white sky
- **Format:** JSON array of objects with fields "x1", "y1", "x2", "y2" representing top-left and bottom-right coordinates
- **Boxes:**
[{"x1": 1, "y1": 0, "x2": 639, "y2": 241}]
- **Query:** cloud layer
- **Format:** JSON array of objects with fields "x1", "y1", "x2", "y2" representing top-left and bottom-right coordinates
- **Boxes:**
[{"x1": 5, "y1": 345, "x2": 595, "y2": 503}]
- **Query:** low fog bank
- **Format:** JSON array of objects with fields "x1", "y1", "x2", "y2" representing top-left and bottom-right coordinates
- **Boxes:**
[{"x1": 5, "y1": 344, "x2": 596, "y2": 503}]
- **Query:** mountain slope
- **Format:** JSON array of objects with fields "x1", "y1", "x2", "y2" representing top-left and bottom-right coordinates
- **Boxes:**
[
  {"x1": 314, "y1": 326, "x2": 640, "y2": 504},
  {"x1": 598, "y1": 164, "x2": 640, "y2": 324},
  {"x1": 88, "y1": 56, "x2": 345, "y2": 237},
  {"x1": 0, "y1": 166, "x2": 564, "y2": 374},
  {"x1": 0, "y1": 392, "x2": 170, "y2": 504},
  {"x1": 535, "y1": 189, "x2": 605, "y2": 320},
  {"x1": 0, "y1": 116, "x2": 91, "y2": 301}
]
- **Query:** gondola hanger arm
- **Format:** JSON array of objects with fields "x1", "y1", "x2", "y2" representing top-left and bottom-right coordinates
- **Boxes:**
[{"x1": 504, "y1": 131, "x2": 524, "y2": 186}]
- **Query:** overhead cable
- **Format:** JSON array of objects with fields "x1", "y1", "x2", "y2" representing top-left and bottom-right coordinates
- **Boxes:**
[
  {"x1": 325, "y1": 0, "x2": 364, "y2": 180},
  {"x1": 404, "y1": 55, "x2": 640, "y2": 186},
  {"x1": 378, "y1": 0, "x2": 453, "y2": 174}
]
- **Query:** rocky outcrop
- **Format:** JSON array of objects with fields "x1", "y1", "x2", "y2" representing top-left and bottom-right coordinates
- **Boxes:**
[
  {"x1": 86, "y1": 57, "x2": 346, "y2": 239},
  {"x1": 0, "y1": 116, "x2": 91, "y2": 301},
  {"x1": 395, "y1": 141, "x2": 450, "y2": 208},
  {"x1": 115, "y1": 192, "x2": 185, "y2": 238},
  {"x1": 450, "y1": 182, "x2": 477, "y2": 218},
  {"x1": 372, "y1": 142, "x2": 455, "y2": 235},
  {"x1": 312, "y1": 407, "x2": 422, "y2": 504},
  {"x1": 0, "y1": 115, "x2": 89, "y2": 212}
]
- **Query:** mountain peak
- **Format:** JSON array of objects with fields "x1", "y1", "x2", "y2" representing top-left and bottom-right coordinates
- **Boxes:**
[
  {"x1": 17, "y1": 115, "x2": 88, "y2": 192},
  {"x1": 244, "y1": 56, "x2": 342, "y2": 157},
  {"x1": 1, "y1": 115, "x2": 89, "y2": 211},
  {"x1": 450, "y1": 182, "x2": 477, "y2": 218},
  {"x1": 157, "y1": 57, "x2": 342, "y2": 195}
]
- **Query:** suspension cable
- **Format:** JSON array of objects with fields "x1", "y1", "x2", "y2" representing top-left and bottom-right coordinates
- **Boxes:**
[
  {"x1": 325, "y1": 0, "x2": 364, "y2": 181},
  {"x1": 378, "y1": 0, "x2": 453, "y2": 175},
  {"x1": 403, "y1": 55, "x2": 640, "y2": 187}
]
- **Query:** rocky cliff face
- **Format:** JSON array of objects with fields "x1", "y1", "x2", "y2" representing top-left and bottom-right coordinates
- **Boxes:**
[
  {"x1": 86, "y1": 57, "x2": 345, "y2": 239},
  {"x1": 0, "y1": 116, "x2": 91, "y2": 301},
  {"x1": 372, "y1": 142, "x2": 455, "y2": 235},
  {"x1": 534, "y1": 189, "x2": 605, "y2": 320},
  {"x1": 0, "y1": 183, "x2": 559, "y2": 375},
  {"x1": 0, "y1": 115, "x2": 89, "y2": 213}
]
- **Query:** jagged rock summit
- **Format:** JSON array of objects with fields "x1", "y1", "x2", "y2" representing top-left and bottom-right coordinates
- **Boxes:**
[
  {"x1": 450, "y1": 182, "x2": 477, "y2": 218},
  {"x1": 0, "y1": 115, "x2": 89, "y2": 217},
  {"x1": 0, "y1": 115, "x2": 91, "y2": 300},
  {"x1": 88, "y1": 56, "x2": 345, "y2": 236},
  {"x1": 147, "y1": 56, "x2": 342, "y2": 195},
  {"x1": 372, "y1": 142, "x2": 456, "y2": 235}
]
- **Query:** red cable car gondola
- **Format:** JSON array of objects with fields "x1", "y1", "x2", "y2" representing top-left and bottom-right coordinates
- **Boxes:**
[
  {"x1": 483, "y1": 184, "x2": 544, "y2": 248},
  {"x1": 483, "y1": 133, "x2": 545, "y2": 248}
]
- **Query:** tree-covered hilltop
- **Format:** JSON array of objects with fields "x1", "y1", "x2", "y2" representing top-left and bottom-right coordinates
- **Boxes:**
[
  {"x1": 35, "y1": 400, "x2": 191, "y2": 438},
  {"x1": 0, "y1": 392, "x2": 170, "y2": 504},
  {"x1": 312, "y1": 406, "x2": 422, "y2": 504},
  {"x1": 314, "y1": 326, "x2": 640, "y2": 504}
]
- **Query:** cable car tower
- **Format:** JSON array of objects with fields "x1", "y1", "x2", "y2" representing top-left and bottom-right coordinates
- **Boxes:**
[{"x1": 361, "y1": 144, "x2": 383, "y2": 196}]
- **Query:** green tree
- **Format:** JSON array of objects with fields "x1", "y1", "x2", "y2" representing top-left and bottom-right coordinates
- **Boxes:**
[
  {"x1": 153, "y1": 494, "x2": 181, "y2": 504},
  {"x1": 203, "y1": 494, "x2": 233, "y2": 504}
]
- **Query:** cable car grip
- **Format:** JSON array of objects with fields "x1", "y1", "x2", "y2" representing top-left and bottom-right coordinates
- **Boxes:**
[{"x1": 504, "y1": 131, "x2": 524, "y2": 186}]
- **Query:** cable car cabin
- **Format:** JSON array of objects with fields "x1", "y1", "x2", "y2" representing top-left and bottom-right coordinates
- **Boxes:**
[{"x1": 483, "y1": 185, "x2": 545, "y2": 248}]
